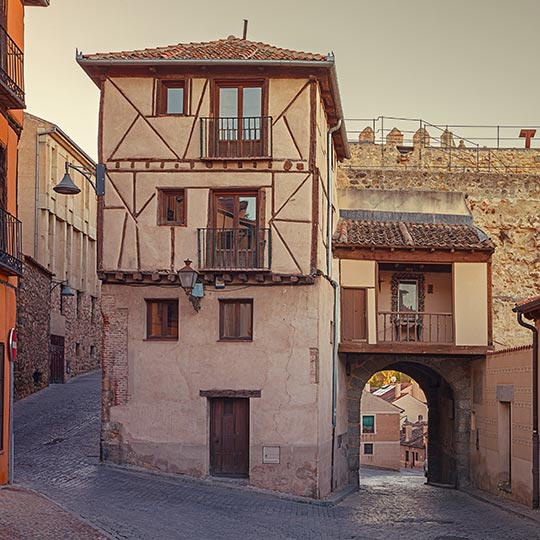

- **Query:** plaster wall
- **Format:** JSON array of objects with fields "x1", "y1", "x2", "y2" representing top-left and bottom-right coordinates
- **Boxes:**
[
  {"x1": 394, "y1": 394, "x2": 428, "y2": 425},
  {"x1": 454, "y1": 263, "x2": 488, "y2": 346},
  {"x1": 102, "y1": 282, "x2": 331, "y2": 498},
  {"x1": 470, "y1": 346, "x2": 534, "y2": 506}
]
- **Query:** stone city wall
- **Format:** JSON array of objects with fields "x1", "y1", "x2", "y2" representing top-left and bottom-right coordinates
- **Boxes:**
[
  {"x1": 16, "y1": 256, "x2": 52, "y2": 399},
  {"x1": 338, "y1": 135, "x2": 540, "y2": 348}
]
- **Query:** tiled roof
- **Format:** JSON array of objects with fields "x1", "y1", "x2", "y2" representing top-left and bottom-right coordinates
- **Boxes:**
[
  {"x1": 334, "y1": 218, "x2": 494, "y2": 251},
  {"x1": 400, "y1": 422, "x2": 427, "y2": 448},
  {"x1": 514, "y1": 295, "x2": 540, "y2": 315},
  {"x1": 82, "y1": 36, "x2": 329, "y2": 63}
]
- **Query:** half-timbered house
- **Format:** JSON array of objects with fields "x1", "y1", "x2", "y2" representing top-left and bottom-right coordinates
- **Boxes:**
[{"x1": 78, "y1": 36, "x2": 349, "y2": 498}]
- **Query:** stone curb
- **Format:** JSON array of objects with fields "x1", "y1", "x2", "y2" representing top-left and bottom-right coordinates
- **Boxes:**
[
  {"x1": 102, "y1": 462, "x2": 358, "y2": 507},
  {"x1": 461, "y1": 486, "x2": 540, "y2": 524}
]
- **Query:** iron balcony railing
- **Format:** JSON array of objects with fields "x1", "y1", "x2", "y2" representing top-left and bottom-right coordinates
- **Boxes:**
[
  {"x1": 377, "y1": 311, "x2": 454, "y2": 344},
  {"x1": 0, "y1": 24, "x2": 24, "y2": 109},
  {"x1": 198, "y1": 228, "x2": 271, "y2": 271},
  {"x1": 200, "y1": 116, "x2": 272, "y2": 159},
  {"x1": 0, "y1": 207, "x2": 22, "y2": 276}
]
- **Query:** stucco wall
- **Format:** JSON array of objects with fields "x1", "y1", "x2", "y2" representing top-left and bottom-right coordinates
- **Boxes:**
[
  {"x1": 102, "y1": 282, "x2": 330, "y2": 498},
  {"x1": 470, "y1": 346, "x2": 534, "y2": 506}
]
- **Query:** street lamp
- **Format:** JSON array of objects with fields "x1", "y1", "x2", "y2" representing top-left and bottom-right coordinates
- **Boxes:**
[
  {"x1": 53, "y1": 162, "x2": 106, "y2": 196},
  {"x1": 177, "y1": 259, "x2": 202, "y2": 312},
  {"x1": 50, "y1": 279, "x2": 75, "y2": 297}
]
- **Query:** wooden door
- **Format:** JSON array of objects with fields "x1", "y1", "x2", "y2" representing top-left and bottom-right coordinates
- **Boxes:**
[
  {"x1": 210, "y1": 398, "x2": 249, "y2": 477},
  {"x1": 341, "y1": 288, "x2": 367, "y2": 341},
  {"x1": 0, "y1": 344, "x2": 4, "y2": 452},
  {"x1": 49, "y1": 335, "x2": 65, "y2": 384}
]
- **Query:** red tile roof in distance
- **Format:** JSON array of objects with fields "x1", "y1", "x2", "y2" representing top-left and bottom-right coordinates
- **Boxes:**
[{"x1": 82, "y1": 36, "x2": 329, "y2": 63}]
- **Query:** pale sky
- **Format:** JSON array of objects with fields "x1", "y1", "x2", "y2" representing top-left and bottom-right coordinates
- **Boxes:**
[{"x1": 25, "y1": 0, "x2": 540, "y2": 160}]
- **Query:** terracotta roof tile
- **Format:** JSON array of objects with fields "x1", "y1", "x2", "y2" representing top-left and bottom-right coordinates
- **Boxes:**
[
  {"x1": 82, "y1": 36, "x2": 328, "y2": 63},
  {"x1": 333, "y1": 218, "x2": 494, "y2": 251},
  {"x1": 514, "y1": 295, "x2": 540, "y2": 315}
]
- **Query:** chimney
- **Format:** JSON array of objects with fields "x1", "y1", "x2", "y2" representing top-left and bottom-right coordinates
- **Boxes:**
[
  {"x1": 386, "y1": 127, "x2": 403, "y2": 146},
  {"x1": 242, "y1": 19, "x2": 248, "y2": 39},
  {"x1": 359, "y1": 126, "x2": 375, "y2": 144},
  {"x1": 394, "y1": 382, "x2": 401, "y2": 400},
  {"x1": 405, "y1": 423, "x2": 413, "y2": 442},
  {"x1": 365, "y1": 382, "x2": 371, "y2": 392}
]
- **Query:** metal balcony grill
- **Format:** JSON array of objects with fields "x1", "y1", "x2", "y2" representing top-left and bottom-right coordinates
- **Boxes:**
[
  {"x1": 0, "y1": 207, "x2": 22, "y2": 276},
  {"x1": 198, "y1": 228, "x2": 271, "y2": 271},
  {"x1": 0, "y1": 25, "x2": 24, "y2": 109},
  {"x1": 200, "y1": 116, "x2": 272, "y2": 159}
]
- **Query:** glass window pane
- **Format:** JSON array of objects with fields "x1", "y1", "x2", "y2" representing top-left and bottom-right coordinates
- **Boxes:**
[
  {"x1": 239, "y1": 302, "x2": 252, "y2": 339},
  {"x1": 238, "y1": 197, "x2": 257, "y2": 228},
  {"x1": 362, "y1": 415, "x2": 375, "y2": 433},
  {"x1": 167, "y1": 302, "x2": 179, "y2": 338},
  {"x1": 243, "y1": 87, "x2": 262, "y2": 117},
  {"x1": 148, "y1": 302, "x2": 163, "y2": 337},
  {"x1": 167, "y1": 87, "x2": 184, "y2": 114},
  {"x1": 221, "y1": 302, "x2": 236, "y2": 338},
  {"x1": 398, "y1": 281, "x2": 418, "y2": 311},
  {"x1": 216, "y1": 196, "x2": 235, "y2": 228},
  {"x1": 219, "y1": 88, "x2": 238, "y2": 117}
]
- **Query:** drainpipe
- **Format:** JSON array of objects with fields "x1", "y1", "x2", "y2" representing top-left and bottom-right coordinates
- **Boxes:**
[
  {"x1": 327, "y1": 119, "x2": 341, "y2": 492},
  {"x1": 35, "y1": 128, "x2": 57, "y2": 258},
  {"x1": 517, "y1": 312, "x2": 539, "y2": 509}
]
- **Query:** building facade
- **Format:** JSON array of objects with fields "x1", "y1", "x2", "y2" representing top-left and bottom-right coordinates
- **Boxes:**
[
  {"x1": 78, "y1": 36, "x2": 349, "y2": 498},
  {"x1": 15, "y1": 113, "x2": 101, "y2": 397},
  {"x1": 360, "y1": 388, "x2": 402, "y2": 471},
  {"x1": 0, "y1": 0, "x2": 49, "y2": 486}
]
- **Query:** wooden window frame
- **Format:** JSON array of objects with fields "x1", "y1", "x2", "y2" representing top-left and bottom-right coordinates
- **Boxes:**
[
  {"x1": 219, "y1": 299, "x2": 253, "y2": 342},
  {"x1": 362, "y1": 414, "x2": 375, "y2": 434},
  {"x1": 157, "y1": 80, "x2": 187, "y2": 116},
  {"x1": 158, "y1": 189, "x2": 187, "y2": 226},
  {"x1": 212, "y1": 79, "x2": 267, "y2": 118},
  {"x1": 146, "y1": 299, "x2": 179, "y2": 341},
  {"x1": 363, "y1": 443, "x2": 374, "y2": 455}
]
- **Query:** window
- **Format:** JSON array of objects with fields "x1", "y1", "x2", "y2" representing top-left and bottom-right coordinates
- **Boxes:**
[
  {"x1": 362, "y1": 415, "x2": 375, "y2": 434},
  {"x1": 158, "y1": 189, "x2": 186, "y2": 226},
  {"x1": 398, "y1": 280, "x2": 418, "y2": 312},
  {"x1": 363, "y1": 443, "x2": 373, "y2": 455},
  {"x1": 405, "y1": 450, "x2": 409, "y2": 462},
  {"x1": 146, "y1": 299, "x2": 179, "y2": 340},
  {"x1": 158, "y1": 81, "x2": 185, "y2": 115},
  {"x1": 219, "y1": 299, "x2": 253, "y2": 341}
]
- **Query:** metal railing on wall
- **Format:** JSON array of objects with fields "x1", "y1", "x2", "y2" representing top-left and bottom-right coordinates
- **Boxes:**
[
  {"x1": 0, "y1": 207, "x2": 22, "y2": 276},
  {"x1": 0, "y1": 24, "x2": 24, "y2": 108}
]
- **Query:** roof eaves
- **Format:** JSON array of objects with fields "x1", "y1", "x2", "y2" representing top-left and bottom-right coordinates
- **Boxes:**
[{"x1": 513, "y1": 296, "x2": 540, "y2": 316}]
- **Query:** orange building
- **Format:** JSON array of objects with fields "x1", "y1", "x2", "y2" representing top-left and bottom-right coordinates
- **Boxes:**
[{"x1": 0, "y1": 0, "x2": 49, "y2": 485}]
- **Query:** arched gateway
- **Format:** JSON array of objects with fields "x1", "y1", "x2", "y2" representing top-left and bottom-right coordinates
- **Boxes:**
[
  {"x1": 346, "y1": 355, "x2": 470, "y2": 487},
  {"x1": 334, "y1": 189, "x2": 495, "y2": 490}
]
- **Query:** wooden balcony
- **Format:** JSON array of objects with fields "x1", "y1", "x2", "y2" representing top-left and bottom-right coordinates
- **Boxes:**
[
  {"x1": 198, "y1": 228, "x2": 271, "y2": 271},
  {"x1": 200, "y1": 116, "x2": 272, "y2": 160},
  {"x1": 0, "y1": 25, "x2": 25, "y2": 109},
  {"x1": 0, "y1": 207, "x2": 22, "y2": 276}
]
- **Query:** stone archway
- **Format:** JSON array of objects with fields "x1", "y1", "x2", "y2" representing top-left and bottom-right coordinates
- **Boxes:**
[{"x1": 346, "y1": 354, "x2": 473, "y2": 488}]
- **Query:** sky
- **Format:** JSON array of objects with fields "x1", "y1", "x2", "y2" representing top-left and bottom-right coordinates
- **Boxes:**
[{"x1": 25, "y1": 0, "x2": 540, "y2": 160}]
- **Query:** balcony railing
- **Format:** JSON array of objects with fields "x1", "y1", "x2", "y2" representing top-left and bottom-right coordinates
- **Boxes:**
[
  {"x1": 198, "y1": 228, "x2": 271, "y2": 271},
  {"x1": 0, "y1": 207, "x2": 22, "y2": 276},
  {"x1": 0, "y1": 25, "x2": 25, "y2": 109},
  {"x1": 200, "y1": 117, "x2": 272, "y2": 159},
  {"x1": 377, "y1": 311, "x2": 453, "y2": 344}
]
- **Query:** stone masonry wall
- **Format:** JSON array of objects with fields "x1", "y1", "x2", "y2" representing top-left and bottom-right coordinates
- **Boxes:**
[
  {"x1": 338, "y1": 140, "x2": 540, "y2": 348},
  {"x1": 16, "y1": 256, "x2": 52, "y2": 399},
  {"x1": 50, "y1": 288, "x2": 102, "y2": 381}
]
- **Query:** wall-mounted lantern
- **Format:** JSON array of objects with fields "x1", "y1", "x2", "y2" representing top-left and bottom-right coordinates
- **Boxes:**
[
  {"x1": 53, "y1": 162, "x2": 106, "y2": 196},
  {"x1": 177, "y1": 259, "x2": 202, "y2": 312}
]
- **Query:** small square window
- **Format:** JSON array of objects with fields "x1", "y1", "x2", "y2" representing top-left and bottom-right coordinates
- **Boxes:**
[
  {"x1": 219, "y1": 299, "x2": 253, "y2": 341},
  {"x1": 158, "y1": 81, "x2": 185, "y2": 115},
  {"x1": 158, "y1": 189, "x2": 186, "y2": 226},
  {"x1": 362, "y1": 415, "x2": 375, "y2": 434},
  {"x1": 364, "y1": 443, "x2": 373, "y2": 455},
  {"x1": 146, "y1": 299, "x2": 179, "y2": 340}
]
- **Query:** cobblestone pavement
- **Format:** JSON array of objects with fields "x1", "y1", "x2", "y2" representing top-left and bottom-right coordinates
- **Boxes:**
[
  {"x1": 11, "y1": 371, "x2": 540, "y2": 540},
  {"x1": 0, "y1": 484, "x2": 106, "y2": 540}
]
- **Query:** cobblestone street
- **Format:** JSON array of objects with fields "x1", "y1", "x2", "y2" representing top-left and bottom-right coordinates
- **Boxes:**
[{"x1": 5, "y1": 371, "x2": 538, "y2": 539}]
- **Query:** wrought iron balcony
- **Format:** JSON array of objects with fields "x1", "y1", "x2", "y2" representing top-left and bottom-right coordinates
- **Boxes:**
[
  {"x1": 377, "y1": 311, "x2": 454, "y2": 344},
  {"x1": 198, "y1": 228, "x2": 271, "y2": 271},
  {"x1": 0, "y1": 25, "x2": 25, "y2": 109},
  {"x1": 200, "y1": 117, "x2": 272, "y2": 159},
  {"x1": 0, "y1": 207, "x2": 22, "y2": 276}
]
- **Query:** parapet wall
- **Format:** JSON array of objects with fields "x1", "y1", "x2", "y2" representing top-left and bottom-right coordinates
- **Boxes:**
[{"x1": 338, "y1": 139, "x2": 540, "y2": 348}]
